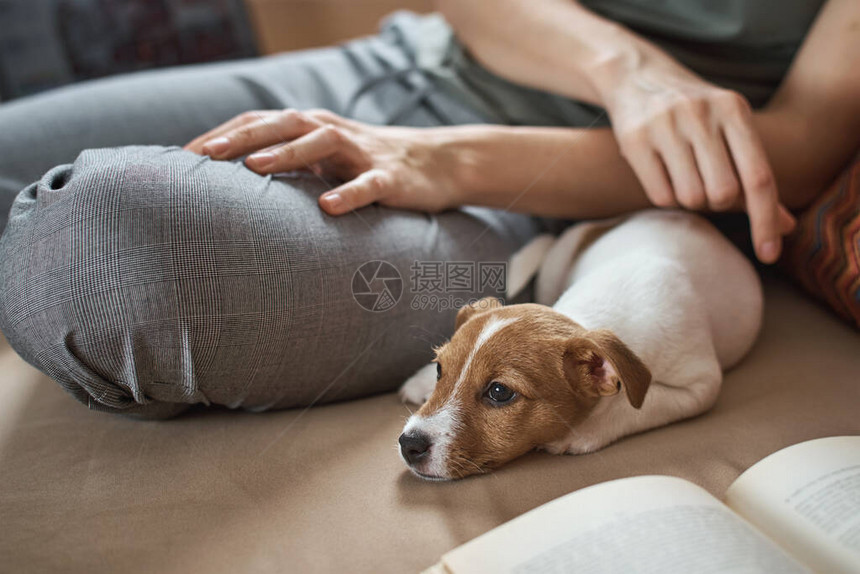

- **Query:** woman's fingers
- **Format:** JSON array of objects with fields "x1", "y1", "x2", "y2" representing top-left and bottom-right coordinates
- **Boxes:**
[
  {"x1": 778, "y1": 204, "x2": 797, "y2": 235},
  {"x1": 721, "y1": 109, "x2": 783, "y2": 263},
  {"x1": 681, "y1": 112, "x2": 740, "y2": 211},
  {"x1": 319, "y1": 170, "x2": 393, "y2": 215},
  {"x1": 654, "y1": 127, "x2": 707, "y2": 210},
  {"x1": 620, "y1": 139, "x2": 677, "y2": 207},
  {"x1": 245, "y1": 124, "x2": 362, "y2": 174},
  {"x1": 203, "y1": 110, "x2": 321, "y2": 159},
  {"x1": 184, "y1": 110, "x2": 278, "y2": 154}
]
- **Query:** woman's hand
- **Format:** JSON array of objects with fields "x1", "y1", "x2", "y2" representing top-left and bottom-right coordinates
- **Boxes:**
[
  {"x1": 594, "y1": 51, "x2": 796, "y2": 263},
  {"x1": 184, "y1": 109, "x2": 461, "y2": 216}
]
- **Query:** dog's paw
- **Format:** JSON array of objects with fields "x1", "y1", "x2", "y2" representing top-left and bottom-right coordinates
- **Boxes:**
[
  {"x1": 540, "y1": 432, "x2": 607, "y2": 456},
  {"x1": 399, "y1": 363, "x2": 437, "y2": 405},
  {"x1": 562, "y1": 439, "x2": 605, "y2": 455}
]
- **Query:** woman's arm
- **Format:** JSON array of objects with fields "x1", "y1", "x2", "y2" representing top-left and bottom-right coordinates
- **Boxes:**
[
  {"x1": 754, "y1": 0, "x2": 860, "y2": 205},
  {"x1": 439, "y1": 0, "x2": 792, "y2": 262},
  {"x1": 435, "y1": 0, "x2": 640, "y2": 106},
  {"x1": 451, "y1": 0, "x2": 860, "y2": 215},
  {"x1": 436, "y1": 0, "x2": 859, "y2": 262}
]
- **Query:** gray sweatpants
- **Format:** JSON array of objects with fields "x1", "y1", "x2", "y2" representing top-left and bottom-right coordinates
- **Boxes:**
[{"x1": 0, "y1": 13, "x2": 588, "y2": 418}]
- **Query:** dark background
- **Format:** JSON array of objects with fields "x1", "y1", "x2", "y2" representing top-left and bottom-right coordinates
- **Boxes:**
[{"x1": 0, "y1": 0, "x2": 256, "y2": 100}]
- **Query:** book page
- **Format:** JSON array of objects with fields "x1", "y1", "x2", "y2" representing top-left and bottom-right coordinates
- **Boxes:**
[
  {"x1": 432, "y1": 475, "x2": 806, "y2": 574},
  {"x1": 725, "y1": 436, "x2": 860, "y2": 574}
]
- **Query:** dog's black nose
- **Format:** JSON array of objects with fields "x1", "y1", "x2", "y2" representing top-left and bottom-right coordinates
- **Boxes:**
[{"x1": 399, "y1": 432, "x2": 431, "y2": 464}]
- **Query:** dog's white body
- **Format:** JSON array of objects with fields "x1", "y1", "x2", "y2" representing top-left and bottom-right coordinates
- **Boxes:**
[{"x1": 401, "y1": 210, "x2": 762, "y2": 455}]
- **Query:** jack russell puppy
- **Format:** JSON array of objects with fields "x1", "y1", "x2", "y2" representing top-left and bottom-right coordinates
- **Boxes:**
[{"x1": 398, "y1": 210, "x2": 763, "y2": 480}]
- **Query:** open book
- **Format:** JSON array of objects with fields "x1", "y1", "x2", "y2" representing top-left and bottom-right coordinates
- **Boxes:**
[{"x1": 424, "y1": 436, "x2": 860, "y2": 574}]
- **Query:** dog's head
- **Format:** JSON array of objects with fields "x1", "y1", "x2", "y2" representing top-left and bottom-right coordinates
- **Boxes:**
[{"x1": 399, "y1": 297, "x2": 651, "y2": 480}]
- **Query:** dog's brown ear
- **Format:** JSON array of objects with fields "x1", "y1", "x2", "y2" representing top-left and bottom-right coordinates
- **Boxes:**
[
  {"x1": 455, "y1": 297, "x2": 503, "y2": 332},
  {"x1": 563, "y1": 330, "x2": 652, "y2": 409}
]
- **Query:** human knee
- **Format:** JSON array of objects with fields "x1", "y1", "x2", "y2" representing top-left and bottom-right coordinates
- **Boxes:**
[{"x1": 0, "y1": 146, "x2": 217, "y2": 416}]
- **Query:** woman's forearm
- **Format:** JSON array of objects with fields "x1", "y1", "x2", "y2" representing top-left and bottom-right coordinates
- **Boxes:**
[
  {"x1": 440, "y1": 125, "x2": 646, "y2": 219},
  {"x1": 436, "y1": 0, "x2": 648, "y2": 106},
  {"x1": 443, "y1": 107, "x2": 852, "y2": 220}
]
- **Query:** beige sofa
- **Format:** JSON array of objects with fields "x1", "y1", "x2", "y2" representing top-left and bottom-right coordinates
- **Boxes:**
[
  {"x1": 2, "y1": 4, "x2": 858, "y2": 572},
  {"x1": 1, "y1": 272, "x2": 858, "y2": 573}
]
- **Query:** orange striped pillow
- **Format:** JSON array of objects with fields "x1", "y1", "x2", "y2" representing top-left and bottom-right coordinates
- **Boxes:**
[{"x1": 782, "y1": 156, "x2": 860, "y2": 328}]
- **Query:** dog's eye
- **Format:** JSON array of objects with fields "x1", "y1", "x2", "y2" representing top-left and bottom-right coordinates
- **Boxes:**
[
  {"x1": 436, "y1": 362, "x2": 442, "y2": 381},
  {"x1": 486, "y1": 382, "x2": 515, "y2": 404}
]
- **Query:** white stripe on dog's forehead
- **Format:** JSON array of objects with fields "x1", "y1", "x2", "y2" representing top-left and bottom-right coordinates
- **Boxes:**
[
  {"x1": 404, "y1": 406, "x2": 458, "y2": 437},
  {"x1": 454, "y1": 316, "x2": 519, "y2": 392}
]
